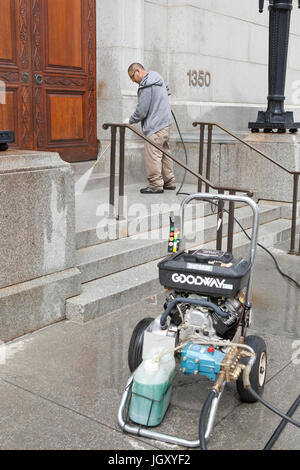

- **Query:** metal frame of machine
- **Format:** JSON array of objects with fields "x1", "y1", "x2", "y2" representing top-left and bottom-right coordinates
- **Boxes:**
[{"x1": 118, "y1": 193, "x2": 265, "y2": 448}]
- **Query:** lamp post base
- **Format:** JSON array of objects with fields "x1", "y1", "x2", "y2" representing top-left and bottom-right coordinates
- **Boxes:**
[{"x1": 249, "y1": 111, "x2": 300, "y2": 133}]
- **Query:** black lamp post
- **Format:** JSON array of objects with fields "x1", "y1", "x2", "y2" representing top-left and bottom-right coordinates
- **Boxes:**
[{"x1": 249, "y1": 0, "x2": 300, "y2": 133}]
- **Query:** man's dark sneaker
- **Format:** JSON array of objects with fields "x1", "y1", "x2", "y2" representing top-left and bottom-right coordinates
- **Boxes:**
[
  {"x1": 163, "y1": 185, "x2": 176, "y2": 190},
  {"x1": 140, "y1": 187, "x2": 164, "y2": 194}
]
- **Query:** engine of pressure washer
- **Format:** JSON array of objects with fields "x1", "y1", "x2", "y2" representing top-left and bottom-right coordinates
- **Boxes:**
[{"x1": 157, "y1": 248, "x2": 251, "y2": 345}]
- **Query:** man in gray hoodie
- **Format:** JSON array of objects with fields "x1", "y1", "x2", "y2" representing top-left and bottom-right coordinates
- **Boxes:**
[{"x1": 127, "y1": 63, "x2": 176, "y2": 194}]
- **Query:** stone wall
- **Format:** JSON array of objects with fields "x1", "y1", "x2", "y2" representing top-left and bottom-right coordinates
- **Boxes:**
[
  {"x1": 96, "y1": 0, "x2": 300, "y2": 142},
  {"x1": 0, "y1": 151, "x2": 81, "y2": 342}
]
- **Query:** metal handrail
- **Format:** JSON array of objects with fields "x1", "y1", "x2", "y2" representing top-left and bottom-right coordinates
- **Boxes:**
[
  {"x1": 103, "y1": 122, "x2": 254, "y2": 254},
  {"x1": 193, "y1": 122, "x2": 300, "y2": 254},
  {"x1": 193, "y1": 121, "x2": 300, "y2": 176},
  {"x1": 103, "y1": 123, "x2": 251, "y2": 194}
]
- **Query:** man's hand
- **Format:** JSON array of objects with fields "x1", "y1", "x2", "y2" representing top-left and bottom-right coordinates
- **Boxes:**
[{"x1": 123, "y1": 117, "x2": 130, "y2": 124}]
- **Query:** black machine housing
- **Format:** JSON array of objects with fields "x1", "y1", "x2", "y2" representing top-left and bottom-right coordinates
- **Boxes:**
[{"x1": 158, "y1": 248, "x2": 251, "y2": 298}]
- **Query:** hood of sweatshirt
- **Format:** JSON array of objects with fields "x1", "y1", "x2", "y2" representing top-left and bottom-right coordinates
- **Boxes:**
[{"x1": 139, "y1": 71, "x2": 164, "y2": 89}]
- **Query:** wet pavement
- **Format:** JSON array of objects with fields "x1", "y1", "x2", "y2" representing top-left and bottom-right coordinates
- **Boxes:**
[{"x1": 0, "y1": 241, "x2": 299, "y2": 451}]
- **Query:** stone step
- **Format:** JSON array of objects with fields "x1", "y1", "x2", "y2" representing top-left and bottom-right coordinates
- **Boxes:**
[
  {"x1": 72, "y1": 160, "x2": 100, "y2": 176},
  {"x1": 259, "y1": 199, "x2": 300, "y2": 220},
  {"x1": 76, "y1": 203, "x2": 281, "y2": 284},
  {"x1": 74, "y1": 172, "x2": 111, "y2": 193},
  {"x1": 74, "y1": 171, "x2": 148, "y2": 193},
  {"x1": 66, "y1": 260, "x2": 161, "y2": 324},
  {"x1": 66, "y1": 214, "x2": 298, "y2": 324},
  {"x1": 75, "y1": 183, "x2": 248, "y2": 249}
]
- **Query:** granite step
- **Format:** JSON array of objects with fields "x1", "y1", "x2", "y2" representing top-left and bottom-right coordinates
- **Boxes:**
[
  {"x1": 66, "y1": 212, "x2": 297, "y2": 324},
  {"x1": 76, "y1": 203, "x2": 281, "y2": 284},
  {"x1": 75, "y1": 183, "x2": 248, "y2": 249},
  {"x1": 74, "y1": 172, "x2": 111, "y2": 192}
]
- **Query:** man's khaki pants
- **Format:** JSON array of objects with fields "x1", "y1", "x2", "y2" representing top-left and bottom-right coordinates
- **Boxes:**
[{"x1": 144, "y1": 126, "x2": 175, "y2": 190}]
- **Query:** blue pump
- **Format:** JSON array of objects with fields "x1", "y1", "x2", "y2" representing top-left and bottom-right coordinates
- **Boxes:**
[{"x1": 181, "y1": 343, "x2": 226, "y2": 381}]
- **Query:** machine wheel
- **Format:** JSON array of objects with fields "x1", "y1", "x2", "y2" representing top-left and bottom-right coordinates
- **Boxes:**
[
  {"x1": 128, "y1": 317, "x2": 154, "y2": 373},
  {"x1": 236, "y1": 335, "x2": 267, "y2": 403}
]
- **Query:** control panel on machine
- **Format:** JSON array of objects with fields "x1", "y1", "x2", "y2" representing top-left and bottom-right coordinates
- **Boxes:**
[{"x1": 168, "y1": 215, "x2": 180, "y2": 253}]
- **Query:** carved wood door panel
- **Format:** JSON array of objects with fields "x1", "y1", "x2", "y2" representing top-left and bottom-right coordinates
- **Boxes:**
[
  {"x1": 0, "y1": 0, "x2": 34, "y2": 150},
  {"x1": 0, "y1": 0, "x2": 97, "y2": 162}
]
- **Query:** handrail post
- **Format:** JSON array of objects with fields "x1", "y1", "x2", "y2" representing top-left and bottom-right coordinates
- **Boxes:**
[
  {"x1": 118, "y1": 126, "x2": 126, "y2": 220},
  {"x1": 109, "y1": 126, "x2": 117, "y2": 218},
  {"x1": 198, "y1": 124, "x2": 205, "y2": 192},
  {"x1": 205, "y1": 124, "x2": 213, "y2": 193},
  {"x1": 289, "y1": 173, "x2": 299, "y2": 254},
  {"x1": 216, "y1": 189, "x2": 224, "y2": 251},
  {"x1": 227, "y1": 190, "x2": 236, "y2": 254}
]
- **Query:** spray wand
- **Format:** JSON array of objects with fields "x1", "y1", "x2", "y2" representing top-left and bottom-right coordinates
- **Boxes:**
[{"x1": 75, "y1": 143, "x2": 111, "y2": 195}]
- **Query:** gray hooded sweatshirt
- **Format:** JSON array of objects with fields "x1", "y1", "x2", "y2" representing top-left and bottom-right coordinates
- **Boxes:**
[{"x1": 129, "y1": 71, "x2": 172, "y2": 137}]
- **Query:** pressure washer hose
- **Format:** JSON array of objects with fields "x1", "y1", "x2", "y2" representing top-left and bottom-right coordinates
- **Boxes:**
[
  {"x1": 199, "y1": 387, "x2": 300, "y2": 451},
  {"x1": 264, "y1": 393, "x2": 300, "y2": 450},
  {"x1": 198, "y1": 350, "x2": 300, "y2": 449},
  {"x1": 160, "y1": 297, "x2": 231, "y2": 329},
  {"x1": 168, "y1": 112, "x2": 300, "y2": 448},
  {"x1": 199, "y1": 389, "x2": 218, "y2": 450},
  {"x1": 170, "y1": 110, "x2": 300, "y2": 290},
  {"x1": 171, "y1": 110, "x2": 189, "y2": 196},
  {"x1": 246, "y1": 387, "x2": 300, "y2": 429}
]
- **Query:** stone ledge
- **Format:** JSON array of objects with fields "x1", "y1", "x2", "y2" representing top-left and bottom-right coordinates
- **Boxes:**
[
  {"x1": 0, "y1": 150, "x2": 70, "y2": 174},
  {"x1": 0, "y1": 267, "x2": 81, "y2": 343}
]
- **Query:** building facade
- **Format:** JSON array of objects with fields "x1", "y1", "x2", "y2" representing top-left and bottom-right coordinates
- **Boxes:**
[{"x1": 97, "y1": 0, "x2": 300, "y2": 142}]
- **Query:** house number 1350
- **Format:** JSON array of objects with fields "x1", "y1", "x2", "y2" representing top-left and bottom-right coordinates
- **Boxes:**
[{"x1": 187, "y1": 70, "x2": 211, "y2": 87}]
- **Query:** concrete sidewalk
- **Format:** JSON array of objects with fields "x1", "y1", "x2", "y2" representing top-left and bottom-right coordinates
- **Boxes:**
[{"x1": 0, "y1": 242, "x2": 299, "y2": 451}]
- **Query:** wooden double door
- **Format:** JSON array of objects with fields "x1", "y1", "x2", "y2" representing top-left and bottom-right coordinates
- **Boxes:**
[{"x1": 0, "y1": 0, "x2": 97, "y2": 162}]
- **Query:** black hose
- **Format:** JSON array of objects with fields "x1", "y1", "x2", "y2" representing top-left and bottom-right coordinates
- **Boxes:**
[
  {"x1": 264, "y1": 393, "x2": 300, "y2": 450},
  {"x1": 170, "y1": 113, "x2": 299, "y2": 289},
  {"x1": 199, "y1": 386, "x2": 300, "y2": 450},
  {"x1": 171, "y1": 111, "x2": 190, "y2": 196},
  {"x1": 160, "y1": 297, "x2": 230, "y2": 329},
  {"x1": 202, "y1": 198, "x2": 300, "y2": 290},
  {"x1": 227, "y1": 204, "x2": 300, "y2": 290},
  {"x1": 199, "y1": 389, "x2": 218, "y2": 450},
  {"x1": 256, "y1": 242, "x2": 300, "y2": 290},
  {"x1": 169, "y1": 118, "x2": 300, "y2": 448},
  {"x1": 246, "y1": 386, "x2": 300, "y2": 429}
]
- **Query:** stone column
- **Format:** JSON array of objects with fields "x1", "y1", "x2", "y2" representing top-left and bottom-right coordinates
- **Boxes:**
[
  {"x1": 96, "y1": 0, "x2": 147, "y2": 181},
  {"x1": 0, "y1": 150, "x2": 81, "y2": 342},
  {"x1": 96, "y1": 0, "x2": 145, "y2": 137}
]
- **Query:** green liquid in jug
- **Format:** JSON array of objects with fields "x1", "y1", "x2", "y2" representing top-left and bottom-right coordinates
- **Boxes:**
[{"x1": 129, "y1": 370, "x2": 175, "y2": 427}]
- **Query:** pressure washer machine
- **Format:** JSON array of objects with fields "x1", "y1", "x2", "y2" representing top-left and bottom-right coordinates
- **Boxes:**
[{"x1": 118, "y1": 193, "x2": 267, "y2": 449}]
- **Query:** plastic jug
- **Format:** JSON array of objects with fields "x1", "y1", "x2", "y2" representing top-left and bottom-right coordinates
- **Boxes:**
[{"x1": 129, "y1": 349, "x2": 176, "y2": 427}]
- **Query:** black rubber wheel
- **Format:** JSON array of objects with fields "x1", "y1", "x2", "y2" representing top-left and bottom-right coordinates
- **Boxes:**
[
  {"x1": 236, "y1": 335, "x2": 267, "y2": 403},
  {"x1": 128, "y1": 317, "x2": 154, "y2": 373}
]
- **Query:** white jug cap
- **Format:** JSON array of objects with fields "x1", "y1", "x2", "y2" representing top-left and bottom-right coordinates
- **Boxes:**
[{"x1": 144, "y1": 359, "x2": 160, "y2": 374}]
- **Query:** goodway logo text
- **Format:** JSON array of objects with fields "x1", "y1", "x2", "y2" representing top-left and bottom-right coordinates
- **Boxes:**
[{"x1": 171, "y1": 273, "x2": 233, "y2": 290}]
